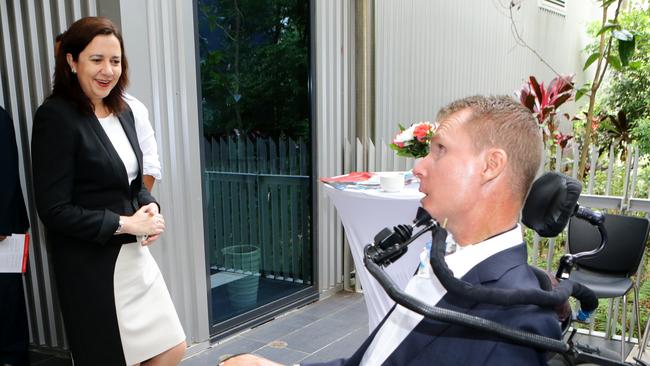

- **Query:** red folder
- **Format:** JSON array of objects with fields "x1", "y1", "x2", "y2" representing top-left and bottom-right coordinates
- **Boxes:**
[{"x1": 22, "y1": 233, "x2": 30, "y2": 273}]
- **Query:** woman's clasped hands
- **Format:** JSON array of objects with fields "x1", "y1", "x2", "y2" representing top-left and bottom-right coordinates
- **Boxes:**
[{"x1": 119, "y1": 203, "x2": 165, "y2": 246}]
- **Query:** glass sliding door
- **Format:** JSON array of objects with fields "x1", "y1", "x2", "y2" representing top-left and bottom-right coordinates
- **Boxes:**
[{"x1": 196, "y1": 0, "x2": 315, "y2": 334}]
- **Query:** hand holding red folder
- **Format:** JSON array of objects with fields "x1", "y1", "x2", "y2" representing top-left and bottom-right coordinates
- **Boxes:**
[{"x1": 0, "y1": 233, "x2": 30, "y2": 273}]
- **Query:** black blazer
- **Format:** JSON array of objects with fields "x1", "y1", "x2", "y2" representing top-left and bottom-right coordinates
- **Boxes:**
[
  {"x1": 31, "y1": 96, "x2": 157, "y2": 247},
  {"x1": 0, "y1": 107, "x2": 29, "y2": 235},
  {"x1": 31, "y1": 96, "x2": 160, "y2": 363}
]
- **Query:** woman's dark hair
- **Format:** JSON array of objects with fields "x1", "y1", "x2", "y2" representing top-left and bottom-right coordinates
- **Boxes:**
[{"x1": 53, "y1": 17, "x2": 129, "y2": 115}]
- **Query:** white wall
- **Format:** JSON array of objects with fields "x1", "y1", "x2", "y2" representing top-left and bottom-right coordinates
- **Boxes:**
[{"x1": 373, "y1": 0, "x2": 600, "y2": 170}]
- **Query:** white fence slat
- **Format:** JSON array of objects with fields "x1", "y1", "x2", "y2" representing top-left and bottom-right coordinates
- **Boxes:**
[
  {"x1": 587, "y1": 145, "x2": 598, "y2": 194},
  {"x1": 579, "y1": 195, "x2": 624, "y2": 210},
  {"x1": 344, "y1": 139, "x2": 351, "y2": 173},
  {"x1": 622, "y1": 145, "x2": 633, "y2": 203},
  {"x1": 531, "y1": 232, "x2": 540, "y2": 266},
  {"x1": 572, "y1": 143, "x2": 579, "y2": 179},
  {"x1": 368, "y1": 140, "x2": 376, "y2": 172},
  {"x1": 629, "y1": 146, "x2": 639, "y2": 199},
  {"x1": 628, "y1": 199, "x2": 650, "y2": 212},
  {"x1": 546, "y1": 238, "x2": 555, "y2": 272},
  {"x1": 606, "y1": 144, "x2": 615, "y2": 195},
  {"x1": 356, "y1": 138, "x2": 364, "y2": 171}
]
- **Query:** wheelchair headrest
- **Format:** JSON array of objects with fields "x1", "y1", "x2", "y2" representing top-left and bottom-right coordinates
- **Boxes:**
[{"x1": 522, "y1": 172, "x2": 582, "y2": 238}]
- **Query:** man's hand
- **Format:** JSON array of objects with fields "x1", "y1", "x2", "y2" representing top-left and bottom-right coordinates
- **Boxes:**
[{"x1": 219, "y1": 354, "x2": 284, "y2": 366}]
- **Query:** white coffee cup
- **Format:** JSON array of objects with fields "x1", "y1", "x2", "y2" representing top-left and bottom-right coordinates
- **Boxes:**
[{"x1": 379, "y1": 172, "x2": 405, "y2": 192}]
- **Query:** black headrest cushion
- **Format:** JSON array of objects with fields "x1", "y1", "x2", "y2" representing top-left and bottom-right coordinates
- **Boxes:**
[{"x1": 522, "y1": 172, "x2": 582, "y2": 237}]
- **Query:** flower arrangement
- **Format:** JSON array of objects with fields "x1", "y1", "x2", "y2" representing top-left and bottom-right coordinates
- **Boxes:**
[{"x1": 389, "y1": 121, "x2": 438, "y2": 158}]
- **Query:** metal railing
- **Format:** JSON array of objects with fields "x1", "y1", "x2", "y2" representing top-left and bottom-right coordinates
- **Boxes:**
[{"x1": 203, "y1": 136, "x2": 312, "y2": 284}]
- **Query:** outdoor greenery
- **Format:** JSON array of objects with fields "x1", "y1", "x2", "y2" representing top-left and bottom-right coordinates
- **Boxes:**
[
  {"x1": 515, "y1": 0, "x2": 650, "y2": 339},
  {"x1": 198, "y1": 0, "x2": 310, "y2": 140},
  {"x1": 600, "y1": 7, "x2": 650, "y2": 156},
  {"x1": 575, "y1": 0, "x2": 637, "y2": 178}
]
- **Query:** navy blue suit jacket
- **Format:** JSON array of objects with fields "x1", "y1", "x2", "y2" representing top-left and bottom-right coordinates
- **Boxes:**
[{"x1": 305, "y1": 244, "x2": 561, "y2": 366}]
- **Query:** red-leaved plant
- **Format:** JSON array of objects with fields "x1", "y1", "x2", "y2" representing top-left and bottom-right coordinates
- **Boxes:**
[{"x1": 517, "y1": 75, "x2": 575, "y2": 146}]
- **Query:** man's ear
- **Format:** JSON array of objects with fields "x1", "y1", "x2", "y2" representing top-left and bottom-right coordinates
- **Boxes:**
[{"x1": 482, "y1": 148, "x2": 507, "y2": 183}]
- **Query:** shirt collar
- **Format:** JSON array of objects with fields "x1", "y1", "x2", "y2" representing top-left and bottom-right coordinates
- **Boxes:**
[{"x1": 444, "y1": 224, "x2": 523, "y2": 278}]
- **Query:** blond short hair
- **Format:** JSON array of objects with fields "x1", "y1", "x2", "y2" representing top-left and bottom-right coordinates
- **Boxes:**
[{"x1": 437, "y1": 95, "x2": 542, "y2": 202}]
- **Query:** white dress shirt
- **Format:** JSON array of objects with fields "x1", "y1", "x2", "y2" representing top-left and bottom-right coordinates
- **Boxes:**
[{"x1": 124, "y1": 93, "x2": 162, "y2": 180}]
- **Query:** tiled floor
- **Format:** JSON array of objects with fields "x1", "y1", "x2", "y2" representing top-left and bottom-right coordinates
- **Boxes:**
[
  {"x1": 27, "y1": 290, "x2": 650, "y2": 365},
  {"x1": 26, "y1": 291, "x2": 367, "y2": 366},
  {"x1": 181, "y1": 292, "x2": 368, "y2": 366}
]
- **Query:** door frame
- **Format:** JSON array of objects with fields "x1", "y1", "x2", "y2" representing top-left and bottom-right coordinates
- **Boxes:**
[{"x1": 192, "y1": 0, "x2": 320, "y2": 339}]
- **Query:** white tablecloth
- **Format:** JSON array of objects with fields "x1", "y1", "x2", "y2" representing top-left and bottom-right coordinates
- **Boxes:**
[{"x1": 324, "y1": 182, "x2": 429, "y2": 332}]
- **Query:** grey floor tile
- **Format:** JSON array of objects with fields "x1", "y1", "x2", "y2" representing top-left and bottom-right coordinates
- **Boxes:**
[
  {"x1": 179, "y1": 356, "x2": 204, "y2": 366},
  {"x1": 279, "y1": 317, "x2": 359, "y2": 354},
  {"x1": 182, "y1": 292, "x2": 368, "y2": 365},
  {"x1": 298, "y1": 327, "x2": 367, "y2": 365},
  {"x1": 325, "y1": 300, "x2": 369, "y2": 329},
  {"x1": 243, "y1": 311, "x2": 320, "y2": 343},
  {"x1": 300, "y1": 293, "x2": 363, "y2": 319},
  {"x1": 182, "y1": 337, "x2": 266, "y2": 366},
  {"x1": 254, "y1": 345, "x2": 309, "y2": 365}
]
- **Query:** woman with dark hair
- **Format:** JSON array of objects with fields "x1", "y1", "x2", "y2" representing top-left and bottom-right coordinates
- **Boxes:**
[{"x1": 31, "y1": 17, "x2": 186, "y2": 365}]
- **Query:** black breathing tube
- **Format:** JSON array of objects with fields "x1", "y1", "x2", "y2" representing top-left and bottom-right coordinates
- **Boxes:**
[
  {"x1": 364, "y1": 205, "x2": 604, "y2": 354},
  {"x1": 427, "y1": 226, "x2": 599, "y2": 314},
  {"x1": 363, "y1": 246, "x2": 571, "y2": 353}
]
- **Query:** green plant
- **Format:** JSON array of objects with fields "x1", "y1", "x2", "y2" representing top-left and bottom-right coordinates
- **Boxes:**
[
  {"x1": 598, "y1": 110, "x2": 633, "y2": 159},
  {"x1": 633, "y1": 118, "x2": 650, "y2": 156},
  {"x1": 576, "y1": 0, "x2": 637, "y2": 180},
  {"x1": 602, "y1": 8, "x2": 650, "y2": 125},
  {"x1": 199, "y1": 0, "x2": 310, "y2": 140}
]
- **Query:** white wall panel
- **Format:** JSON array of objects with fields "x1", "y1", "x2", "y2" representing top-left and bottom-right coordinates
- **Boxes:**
[
  {"x1": 314, "y1": 0, "x2": 355, "y2": 293},
  {"x1": 374, "y1": 0, "x2": 599, "y2": 170},
  {"x1": 119, "y1": 0, "x2": 211, "y2": 353}
]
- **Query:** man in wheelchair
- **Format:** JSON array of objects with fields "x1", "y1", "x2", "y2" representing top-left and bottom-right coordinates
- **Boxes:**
[{"x1": 221, "y1": 95, "x2": 565, "y2": 365}]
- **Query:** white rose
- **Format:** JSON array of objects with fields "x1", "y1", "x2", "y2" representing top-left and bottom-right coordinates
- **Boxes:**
[{"x1": 395, "y1": 125, "x2": 415, "y2": 144}]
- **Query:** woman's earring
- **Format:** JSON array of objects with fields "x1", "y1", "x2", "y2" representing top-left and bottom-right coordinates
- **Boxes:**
[{"x1": 71, "y1": 68, "x2": 76, "y2": 74}]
